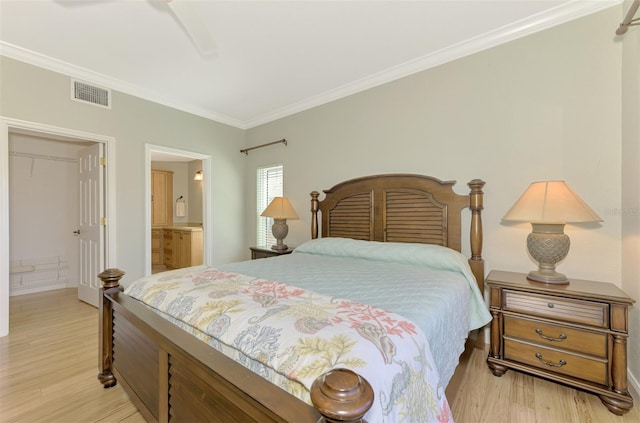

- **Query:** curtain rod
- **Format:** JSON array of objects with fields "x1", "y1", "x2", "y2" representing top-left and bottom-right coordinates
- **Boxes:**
[
  {"x1": 616, "y1": 0, "x2": 640, "y2": 35},
  {"x1": 240, "y1": 138, "x2": 287, "y2": 155}
]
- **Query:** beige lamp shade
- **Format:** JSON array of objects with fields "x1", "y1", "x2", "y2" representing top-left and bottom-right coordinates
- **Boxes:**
[
  {"x1": 502, "y1": 181, "x2": 602, "y2": 224},
  {"x1": 260, "y1": 197, "x2": 299, "y2": 220}
]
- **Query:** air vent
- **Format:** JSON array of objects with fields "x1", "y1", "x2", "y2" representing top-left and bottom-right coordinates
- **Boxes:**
[{"x1": 71, "y1": 79, "x2": 111, "y2": 109}]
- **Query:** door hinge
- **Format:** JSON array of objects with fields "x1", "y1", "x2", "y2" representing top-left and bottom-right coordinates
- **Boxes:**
[
  {"x1": 100, "y1": 217, "x2": 107, "y2": 226},
  {"x1": 100, "y1": 157, "x2": 106, "y2": 166}
]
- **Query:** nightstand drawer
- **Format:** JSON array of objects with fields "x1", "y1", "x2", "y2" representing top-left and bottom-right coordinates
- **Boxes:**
[
  {"x1": 250, "y1": 246, "x2": 294, "y2": 260},
  {"x1": 504, "y1": 338, "x2": 607, "y2": 385},
  {"x1": 504, "y1": 316, "x2": 607, "y2": 357},
  {"x1": 504, "y1": 290, "x2": 608, "y2": 328},
  {"x1": 252, "y1": 250, "x2": 275, "y2": 259}
]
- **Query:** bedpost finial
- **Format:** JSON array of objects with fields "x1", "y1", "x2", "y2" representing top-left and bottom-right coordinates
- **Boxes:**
[
  {"x1": 468, "y1": 179, "x2": 484, "y2": 211},
  {"x1": 311, "y1": 191, "x2": 320, "y2": 211},
  {"x1": 468, "y1": 179, "x2": 485, "y2": 193},
  {"x1": 310, "y1": 368, "x2": 373, "y2": 423},
  {"x1": 98, "y1": 268, "x2": 125, "y2": 289}
]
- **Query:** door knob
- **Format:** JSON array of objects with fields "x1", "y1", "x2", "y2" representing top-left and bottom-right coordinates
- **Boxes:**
[{"x1": 73, "y1": 230, "x2": 81, "y2": 235}]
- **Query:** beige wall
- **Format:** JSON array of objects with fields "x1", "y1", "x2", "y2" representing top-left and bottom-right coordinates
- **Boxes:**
[
  {"x1": 189, "y1": 160, "x2": 204, "y2": 225},
  {"x1": 245, "y1": 7, "x2": 623, "y2": 281},
  {"x1": 621, "y1": 0, "x2": 640, "y2": 398},
  {"x1": 245, "y1": 6, "x2": 639, "y2": 394},
  {"x1": 0, "y1": 56, "x2": 247, "y2": 283}
]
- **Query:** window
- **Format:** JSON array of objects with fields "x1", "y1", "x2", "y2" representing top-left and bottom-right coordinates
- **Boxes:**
[{"x1": 257, "y1": 164, "x2": 283, "y2": 246}]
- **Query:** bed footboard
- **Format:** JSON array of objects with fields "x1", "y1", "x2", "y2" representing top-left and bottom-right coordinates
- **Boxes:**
[{"x1": 97, "y1": 269, "x2": 374, "y2": 423}]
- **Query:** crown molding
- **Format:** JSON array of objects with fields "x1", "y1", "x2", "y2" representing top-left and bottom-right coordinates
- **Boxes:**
[
  {"x1": 244, "y1": 0, "x2": 620, "y2": 128},
  {"x1": 0, "y1": 1, "x2": 619, "y2": 130},
  {"x1": 0, "y1": 42, "x2": 247, "y2": 129}
]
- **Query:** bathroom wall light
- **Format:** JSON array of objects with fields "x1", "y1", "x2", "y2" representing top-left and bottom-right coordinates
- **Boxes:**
[{"x1": 194, "y1": 170, "x2": 203, "y2": 181}]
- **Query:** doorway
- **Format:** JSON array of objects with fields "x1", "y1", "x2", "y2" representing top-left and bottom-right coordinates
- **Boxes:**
[
  {"x1": 0, "y1": 117, "x2": 116, "y2": 337},
  {"x1": 145, "y1": 144, "x2": 211, "y2": 276}
]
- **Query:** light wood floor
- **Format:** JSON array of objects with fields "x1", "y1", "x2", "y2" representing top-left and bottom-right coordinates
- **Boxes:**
[
  {"x1": 1, "y1": 289, "x2": 639, "y2": 423},
  {"x1": 0, "y1": 289, "x2": 144, "y2": 423},
  {"x1": 451, "y1": 342, "x2": 640, "y2": 422}
]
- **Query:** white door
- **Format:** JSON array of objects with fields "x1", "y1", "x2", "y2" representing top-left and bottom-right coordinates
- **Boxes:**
[{"x1": 77, "y1": 143, "x2": 104, "y2": 307}]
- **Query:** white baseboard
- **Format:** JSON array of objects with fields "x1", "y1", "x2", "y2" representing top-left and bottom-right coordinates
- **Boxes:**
[
  {"x1": 628, "y1": 370, "x2": 639, "y2": 403},
  {"x1": 9, "y1": 283, "x2": 66, "y2": 296}
]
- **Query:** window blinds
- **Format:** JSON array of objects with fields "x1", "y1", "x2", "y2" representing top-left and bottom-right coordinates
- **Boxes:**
[{"x1": 256, "y1": 164, "x2": 283, "y2": 246}]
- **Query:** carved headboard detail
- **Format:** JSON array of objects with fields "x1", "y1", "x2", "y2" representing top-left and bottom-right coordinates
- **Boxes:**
[{"x1": 310, "y1": 174, "x2": 485, "y2": 290}]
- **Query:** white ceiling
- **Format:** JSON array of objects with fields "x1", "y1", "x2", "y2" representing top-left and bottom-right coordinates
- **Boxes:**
[{"x1": 0, "y1": 1, "x2": 619, "y2": 129}]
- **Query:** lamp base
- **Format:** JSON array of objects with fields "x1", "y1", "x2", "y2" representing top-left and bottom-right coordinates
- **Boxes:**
[
  {"x1": 526, "y1": 223, "x2": 570, "y2": 285},
  {"x1": 271, "y1": 218, "x2": 289, "y2": 251},
  {"x1": 527, "y1": 270, "x2": 569, "y2": 284},
  {"x1": 271, "y1": 243, "x2": 289, "y2": 251}
]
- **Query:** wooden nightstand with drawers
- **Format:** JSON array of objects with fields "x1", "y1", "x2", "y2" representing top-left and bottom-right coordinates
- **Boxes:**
[
  {"x1": 250, "y1": 246, "x2": 294, "y2": 260},
  {"x1": 486, "y1": 270, "x2": 635, "y2": 415}
]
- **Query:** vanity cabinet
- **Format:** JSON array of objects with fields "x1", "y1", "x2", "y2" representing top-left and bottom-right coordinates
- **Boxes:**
[
  {"x1": 160, "y1": 228, "x2": 203, "y2": 269},
  {"x1": 162, "y1": 229, "x2": 174, "y2": 268},
  {"x1": 151, "y1": 169, "x2": 173, "y2": 227},
  {"x1": 173, "y1": 229, "x2": 203, "y2": 268},
  {"x1": 151, "y1": 229, "x2": 163, "y2": 265}
]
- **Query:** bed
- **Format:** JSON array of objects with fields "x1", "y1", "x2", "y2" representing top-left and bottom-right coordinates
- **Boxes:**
[{"x1": 97, "y1": 174, "x2": 489, "y2": 422}]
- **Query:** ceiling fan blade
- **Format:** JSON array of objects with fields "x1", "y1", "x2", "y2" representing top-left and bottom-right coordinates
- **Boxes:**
[{"x1": 166, "y1": 0, "x2": 217, "y2": 57}]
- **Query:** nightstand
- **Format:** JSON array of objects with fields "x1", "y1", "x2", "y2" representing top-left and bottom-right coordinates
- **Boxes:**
[
  {"x1": 486, "y1": 270, "x2": 635, "y2": 415},
  {"x1": 250, "y1": 246, "x2": 294, "y2": 260}
]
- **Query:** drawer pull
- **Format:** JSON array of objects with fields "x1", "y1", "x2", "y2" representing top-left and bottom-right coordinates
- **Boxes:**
[
  {"x1": 535, "y1": 328, "x2": 567, "y2": 342},
  {"x1": 547, "y1": 303, "x2": 554, "y2": 308},
  {"x1": 535, "y1": 353, "x2": 567, "y2": 368}
]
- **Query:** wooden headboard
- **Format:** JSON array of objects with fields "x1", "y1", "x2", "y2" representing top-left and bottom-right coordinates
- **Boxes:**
[{"x1": 310, "y1": 174, "x2": 486, "y2": 291}]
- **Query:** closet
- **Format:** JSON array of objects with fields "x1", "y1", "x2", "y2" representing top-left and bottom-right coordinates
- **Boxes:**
[{"x1": 8, "y1": 134, "x2": 84, "y2": 296}]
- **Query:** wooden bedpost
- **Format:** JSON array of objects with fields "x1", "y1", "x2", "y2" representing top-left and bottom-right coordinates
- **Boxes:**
[
  {"x1": 467, "y1": 179, "x2": 485, "y2": 294},
  {"x1": 97, "y1": 268, "x2": 125, "y2": 389},
  {"x1": 310, "y1": 368, "x2": 374, "y2": 423},
  {"x1": 311, "y1": 191, "x2": 320, "y2": 239}
]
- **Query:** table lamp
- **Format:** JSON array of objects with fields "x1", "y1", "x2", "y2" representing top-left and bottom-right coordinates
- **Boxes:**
[
  {"x1": 261, "y1": 197, "x2": 298, "y2": 251},
  {"x1": 502, "y1": 181, "x2": 603, "y2": 284}
]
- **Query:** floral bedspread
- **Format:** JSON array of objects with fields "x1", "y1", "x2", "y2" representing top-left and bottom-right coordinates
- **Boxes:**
[{"x1": 125, "y1": 266, "x2": 453, "y2": 422}]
